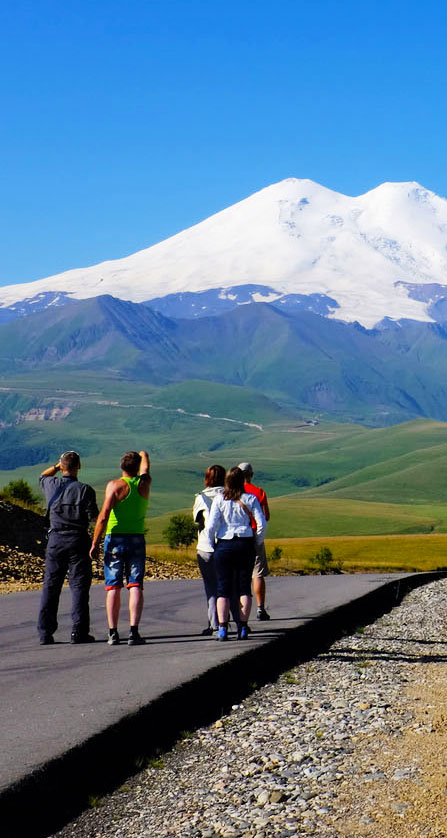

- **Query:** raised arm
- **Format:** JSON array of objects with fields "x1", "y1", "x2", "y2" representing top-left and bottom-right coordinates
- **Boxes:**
[
  {"x1": 138, "y1": 450, "x2": 152, "y2": 499},
  {"x1": 40, "y1": 460, "x2": 61, "y2": 477}
]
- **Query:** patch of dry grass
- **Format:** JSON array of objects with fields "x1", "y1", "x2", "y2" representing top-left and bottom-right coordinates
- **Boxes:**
[{"x1": 264, "y1": 534, "x2": 447, "y2": 573}]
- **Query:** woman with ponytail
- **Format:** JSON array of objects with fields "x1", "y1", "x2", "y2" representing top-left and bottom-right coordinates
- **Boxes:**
[{"x1": 205, "y1": 467, "x2": 266, "y2": 641}]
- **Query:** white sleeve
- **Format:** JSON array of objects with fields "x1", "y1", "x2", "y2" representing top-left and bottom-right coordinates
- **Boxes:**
[
  {"x1": 205, "y1": 496, "x2": 222, "y2": 546},
  {"x1": 193, "y1": 493, "x2": 205, "y2": 522}
]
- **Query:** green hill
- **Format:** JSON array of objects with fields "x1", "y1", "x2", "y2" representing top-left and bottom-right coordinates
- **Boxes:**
[{"x1": 2, "y1": 369, "x2": 447, "y2": 531}]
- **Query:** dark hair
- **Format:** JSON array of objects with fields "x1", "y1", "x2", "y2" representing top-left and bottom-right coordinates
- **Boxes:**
[
  {"x1": 204, "y1": 464, "x2": 225, "y2": 488},
  {"x1": 223, "y1": 467, "x2": 245, "y2": 501},
  {"x1": 60, "y1": 451, "x2": 80, "y2": 471},
  {"x1": 120, "y1": 451, "x2": 141, "y2": 476}
]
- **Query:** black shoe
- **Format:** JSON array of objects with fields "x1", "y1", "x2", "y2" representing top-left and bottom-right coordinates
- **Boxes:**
[
  {"x1": 71, "y1": 632, "x2": 95, "y2": 644},
  {"x1": 108, "y1": 630, "x2": 120, "y2": 646},
  {"x1": 40, "y1": 635, "x2": 54, "y2": 645},
  {"x1": 128, "y1": 630, "x2": 145, "y2": 646},
  {"x1": 256, "y1": 607, "x2": 270, "y2": 621},
  {"x1": 201, "y1": 625, "x2": 214, "y2": 636}
]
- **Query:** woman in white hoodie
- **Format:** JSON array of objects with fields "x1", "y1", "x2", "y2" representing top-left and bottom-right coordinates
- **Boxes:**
[{"x1": 193, "y1": 464, "x2": 226, "y2": 635}]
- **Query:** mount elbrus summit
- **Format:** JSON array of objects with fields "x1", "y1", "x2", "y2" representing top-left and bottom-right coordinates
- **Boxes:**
[
  {"x1": 2, "y1": 178, "x2": 447, "y2": 327},
  {"x1": 2, "y1": 178, "x2": 447, "y2": 425}
]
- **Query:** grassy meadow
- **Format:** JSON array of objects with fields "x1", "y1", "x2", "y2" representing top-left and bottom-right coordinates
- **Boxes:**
[{"x1": 2, "y1": 371, "x2": 447, "y2": 572}]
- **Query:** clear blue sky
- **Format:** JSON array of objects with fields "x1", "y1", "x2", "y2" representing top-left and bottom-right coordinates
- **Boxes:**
[{"x1": 1, "y1": 0, "x2": 446, "y2": 286}]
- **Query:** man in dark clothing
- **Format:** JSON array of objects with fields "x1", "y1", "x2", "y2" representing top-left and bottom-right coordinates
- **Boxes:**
[{"x1": 37, "y1": 451, "x2": 98, "y2": 645}]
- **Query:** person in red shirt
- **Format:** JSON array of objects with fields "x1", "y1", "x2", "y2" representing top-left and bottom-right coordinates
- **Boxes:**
[{"x1": 238, "y1": 463, "x2": 271, "y2": 620}]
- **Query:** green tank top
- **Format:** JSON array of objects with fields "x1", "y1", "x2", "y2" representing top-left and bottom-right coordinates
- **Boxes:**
[{"x1": 106, "y1": 477, "x2": 149, "y2": 535}]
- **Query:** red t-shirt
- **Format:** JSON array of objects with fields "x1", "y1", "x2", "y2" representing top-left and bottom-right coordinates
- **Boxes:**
[{"x1": 244, "y1": 481, "x2": 270, "y2": 528}]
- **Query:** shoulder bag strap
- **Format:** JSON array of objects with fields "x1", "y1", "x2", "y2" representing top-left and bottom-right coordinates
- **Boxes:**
[{"x1": 237, "y1": 499, "x2": 257, "y2": 531}]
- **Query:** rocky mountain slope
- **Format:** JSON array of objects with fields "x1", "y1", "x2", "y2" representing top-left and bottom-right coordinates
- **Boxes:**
[{"x1": 2, "y1": 294, "x2": 447, "y2": 422}]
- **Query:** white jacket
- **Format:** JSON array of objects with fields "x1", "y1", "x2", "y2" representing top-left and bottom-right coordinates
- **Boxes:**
[
  {"x1": 206, "y1": 492, "x2": 266, "y2": 547},
  {"x1": 193, "y1": 486, "x2": 224, "y2": 553}
]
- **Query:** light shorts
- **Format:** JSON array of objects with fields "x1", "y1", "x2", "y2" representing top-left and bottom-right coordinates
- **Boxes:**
[
  {"x1": 252, "y1": 541, "x2": 269, "y2": 579},
  {"x1": 104, "y1": 534, "x2": 146, "y2": 590}
]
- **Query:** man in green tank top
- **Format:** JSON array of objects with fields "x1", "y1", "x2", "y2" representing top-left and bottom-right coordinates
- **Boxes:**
[{"x1": 90, "y1": 450, "x2": 151, "y2": 646}]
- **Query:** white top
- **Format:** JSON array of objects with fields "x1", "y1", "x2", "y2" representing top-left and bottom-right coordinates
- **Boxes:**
[
  {"x1": 193, "y1": 486, "x2": 224, "y2": 553},
  {"x1": 205, "y1": 492, "x2": 266, "y2": 548}
]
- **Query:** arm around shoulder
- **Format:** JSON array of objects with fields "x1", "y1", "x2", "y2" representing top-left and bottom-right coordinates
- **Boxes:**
[{"x1": 250, "y1": 496, "x2": 266, "y2": 542}]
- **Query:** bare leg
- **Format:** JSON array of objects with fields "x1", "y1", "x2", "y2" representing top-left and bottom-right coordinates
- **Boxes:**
[
  {"x1": 106, "y1": 589, "x2": 121, "y2": 628},
  {"x1": 129, "y1": 586, "x2": 144, "y2": 626},
  {"x1": 239, "y1": 594, "x2": 252, "y2": 622},
  {"x1": 217, "y1": 596, "x2": 230, "y2": 623},
  {"x1": 253, "y1": 575, "x2": 266, "y2": 608}
]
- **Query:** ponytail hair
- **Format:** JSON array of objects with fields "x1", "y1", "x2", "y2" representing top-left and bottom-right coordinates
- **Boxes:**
[{"x1": 223, "y1": 466, "x2": 245, "y2": 501}]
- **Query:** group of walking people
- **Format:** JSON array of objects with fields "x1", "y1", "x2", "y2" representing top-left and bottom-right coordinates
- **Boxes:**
[
  {"x1": 193, "y1": 462, "x2": 271, "y2": 640},
  {"x1": 37, "y1": 449, "x2": 271, "y2": 646}
]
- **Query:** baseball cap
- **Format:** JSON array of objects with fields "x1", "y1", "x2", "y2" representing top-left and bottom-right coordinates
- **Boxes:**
[{"x1": 238, "y1": 462, "x2": 253, "y2": 474}]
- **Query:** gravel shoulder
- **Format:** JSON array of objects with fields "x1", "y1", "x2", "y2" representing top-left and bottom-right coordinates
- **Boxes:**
[{"x1": 50, "y1": 578, "x2": 447, "y2": 838}]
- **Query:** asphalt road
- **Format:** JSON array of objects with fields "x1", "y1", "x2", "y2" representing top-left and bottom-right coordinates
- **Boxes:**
[{"x1": 0, "y1": 572, "x2": 439, "y2": 836}]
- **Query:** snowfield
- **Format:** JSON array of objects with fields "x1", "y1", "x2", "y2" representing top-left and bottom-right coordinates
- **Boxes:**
[{"x1": 2, "y1": 178, "x2": 447, "y2": 327}]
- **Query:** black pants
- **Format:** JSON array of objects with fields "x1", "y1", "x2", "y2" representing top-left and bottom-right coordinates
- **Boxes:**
[
  {"x1": 37, "y1": 531, "x2": 92, "y2": 639},
  {"x1": 214, "y1": 537, "x2": 256, "y2": 599}
]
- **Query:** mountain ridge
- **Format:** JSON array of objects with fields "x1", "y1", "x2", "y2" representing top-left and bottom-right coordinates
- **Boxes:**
[
  {"x1": 2, "y1": 294, "x2": 447, "y2": 424},
  {"x1": 2, "y1": 178, "x2": 447, "y2": 327}
]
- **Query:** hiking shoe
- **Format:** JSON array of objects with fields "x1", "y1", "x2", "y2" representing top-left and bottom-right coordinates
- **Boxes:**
[
  {"x1": 71, "y1": 632, "x2": 95, "y2": 644},
  {"x1": 40, "y1": 635, "x2": 54, "y2": 645},
  {"x1": 256, "y1": 607, "x2": 270, "y2": 621},
  {"x1": 108, "y1": 630, "x2": 120, "y2": 646},
  {"x1": 128, "y1": 630, "x2": 145, "y2": 646},
  {"x1": 237, "y1": 625, "x2": 249, "y2": 640},
  {"x1": 217, "y1": 626, "x2": 228, "y2": 641}
]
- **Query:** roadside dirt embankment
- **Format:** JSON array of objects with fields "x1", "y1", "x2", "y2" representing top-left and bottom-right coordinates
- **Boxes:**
[
  {"x1": 0, "y1": 500, "x2": 47, "y2": 590},
  {"x1": 0, "y1": 501, "x2": 200, "y2": 593}
]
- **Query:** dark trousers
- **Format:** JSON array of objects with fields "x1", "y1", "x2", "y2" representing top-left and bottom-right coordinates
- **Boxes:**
[
  {"x1": 214, "y1": 537, "x2": 256, "y2": 600},
  {"x1": 197, "y1": 553, "x2": 240, "y2": 627},
  {"x1": 37, "y1": 531, "x2": 92, "y2": 639}
]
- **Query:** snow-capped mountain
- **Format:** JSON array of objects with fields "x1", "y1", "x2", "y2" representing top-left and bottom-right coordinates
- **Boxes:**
[{"x1": 2, "y1": 178, "x2": 447, "y2": 328}]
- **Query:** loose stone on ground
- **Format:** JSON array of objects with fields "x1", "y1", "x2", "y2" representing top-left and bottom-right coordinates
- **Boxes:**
[{"x1": 52, "y1": 578, "x2": 447, "y2": 838}]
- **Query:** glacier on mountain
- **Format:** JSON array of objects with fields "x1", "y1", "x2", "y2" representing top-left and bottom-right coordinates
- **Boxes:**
[{"x1": 1, "y1": 178, "x2": 447, "y2": 328}]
